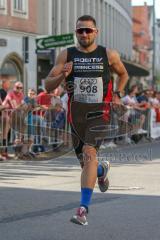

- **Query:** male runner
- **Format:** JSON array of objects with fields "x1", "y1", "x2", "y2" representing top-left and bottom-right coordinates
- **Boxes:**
[{"x1": 45, "y1": 15, "x2": 129, "y2": 225}]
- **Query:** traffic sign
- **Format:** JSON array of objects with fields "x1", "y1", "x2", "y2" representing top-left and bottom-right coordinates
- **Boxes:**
[
  {"x1": 0, "y1": 38, "x2": 7, "y2": 47},
  {"x1": 36, "y1": 33, "x2": 74, "y2": 49}
]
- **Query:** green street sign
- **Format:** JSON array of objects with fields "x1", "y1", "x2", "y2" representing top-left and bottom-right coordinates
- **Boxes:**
[{"x1": 36, "y1": 33, "x2": 74, "y2": 49}]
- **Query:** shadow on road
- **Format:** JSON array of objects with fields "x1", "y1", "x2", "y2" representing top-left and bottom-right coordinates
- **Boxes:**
[{"x1": 0, "y1": 187, "x2": 160, "y2": 240}]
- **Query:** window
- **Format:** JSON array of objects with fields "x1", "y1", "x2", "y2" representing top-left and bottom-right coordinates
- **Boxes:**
[
  {"x1": 2, "y1": 59, "x2": 22, "y2": 83},
  {"x1": 0, "y1": 0, "x2": 7, "y2": 14},
  {"x1": 14, "y1": 0, "x2": 27, "y2": 12},
  {"x1": 0, "y1": 0, "x2": 5, "y2": 8},
  {"x1": 12, "y1": 0, "x2": 28, "y2": 18}
]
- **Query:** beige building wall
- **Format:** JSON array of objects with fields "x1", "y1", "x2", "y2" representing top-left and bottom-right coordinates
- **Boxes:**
[{"x1": 37, "y1": 0, "x2": 132, "y2": 59}]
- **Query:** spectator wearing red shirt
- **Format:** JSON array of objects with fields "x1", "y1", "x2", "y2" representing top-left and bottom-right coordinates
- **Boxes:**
[
  {"x1": 36, "y1": 90, "x2": 53, "y2": 108},
  {"x1": 3, "y1": 81, "x2": 24, "y2": 109},
  {"x1": 1, "y1": 81, "x2": 24, "y2": 160},
  {"x1": 3, "y1": 81, "x2": 24, "y2": 147}
]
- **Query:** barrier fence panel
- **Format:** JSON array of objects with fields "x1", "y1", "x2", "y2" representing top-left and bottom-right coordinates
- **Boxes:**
[
  {"x1": 0, "y1": 106, "x2": 159, "y2": 158},
  {"x1": 150, "y1": 108, "x2": 160, "y2": 139}
]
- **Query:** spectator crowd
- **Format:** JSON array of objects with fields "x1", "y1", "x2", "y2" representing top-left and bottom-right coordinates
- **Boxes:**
[
  {"x1": 0, "y1": 71, "x2": 67, "y2": 161},
  {"x1": 1, "y1": 70, "x2": 160, "y2": 161},
  {"x1": 100, "y1": 84, "x2": 160, "y2": 148}
]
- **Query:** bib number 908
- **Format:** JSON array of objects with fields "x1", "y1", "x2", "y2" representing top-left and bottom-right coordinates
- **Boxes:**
[{"x1": 80, "y1": 85, "x2": 97, "y2": 93}]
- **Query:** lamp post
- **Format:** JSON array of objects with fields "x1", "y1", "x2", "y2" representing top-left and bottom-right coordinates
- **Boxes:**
[{"x1": 152, "y1": 0, "x2": 156, "y2": 89}]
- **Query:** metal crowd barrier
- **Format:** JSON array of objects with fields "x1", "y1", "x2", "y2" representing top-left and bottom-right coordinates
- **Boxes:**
[
  {"x1": 0, "y1": 106, "x2": 157, "y2": 153},
  {"x1": 116, "y1": 107, "x2": 152, "y2": 144},
  {"x1": 0, "y1": 107, "x2": 68, "y2": 151}
]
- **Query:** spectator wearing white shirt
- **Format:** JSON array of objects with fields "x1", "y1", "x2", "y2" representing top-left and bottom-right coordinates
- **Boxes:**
[{"x1": 122, "y1": 85, "x2": 147, "y2": 134}]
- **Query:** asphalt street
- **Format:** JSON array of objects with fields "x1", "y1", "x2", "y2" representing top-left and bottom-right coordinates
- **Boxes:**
[{"x1": 0, "y1": 141, "x2": 160, "y2": 240}]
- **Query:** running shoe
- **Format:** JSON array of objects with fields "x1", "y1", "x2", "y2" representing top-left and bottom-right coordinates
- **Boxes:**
[
  {"x1": 98, "y1": 161, "x2": 110, "y2": 192},
  {"x1": 70, "y1": 206, "x2": 88, "y2": 225},
  {"x1": 137, "y1": 128, "x2": 147, "y2": 134}
]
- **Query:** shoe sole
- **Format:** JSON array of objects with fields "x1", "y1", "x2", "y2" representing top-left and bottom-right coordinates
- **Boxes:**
[
  {"x1": 98, "y1": 177, "x2": 109, "y2": 192},
  {"x1": 98, "y1": 161, "x2": 110, "y2": 192},
  {"x1": 70, "y1": 217, "x2": 88, "y2": 226}
]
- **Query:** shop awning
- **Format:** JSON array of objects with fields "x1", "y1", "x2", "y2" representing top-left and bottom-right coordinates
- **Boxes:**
[{"x1": 122, "y1": 59, "x2": 150, "y2": 77}]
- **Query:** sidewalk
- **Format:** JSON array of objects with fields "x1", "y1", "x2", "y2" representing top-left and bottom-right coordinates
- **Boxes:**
[
  {"x1": 0, "y1": 144, "x2": 160, "y2": 240},
  {"x1": 0, "y1": 152, "x2": 160, "y2": 195}
]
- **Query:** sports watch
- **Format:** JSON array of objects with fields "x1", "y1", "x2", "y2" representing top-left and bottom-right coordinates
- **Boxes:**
[{"x1": 113, "y1": 91, "x2": 123, "y2": 98}]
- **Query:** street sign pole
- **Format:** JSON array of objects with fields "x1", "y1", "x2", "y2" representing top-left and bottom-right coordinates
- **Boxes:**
[{"x1": 22, "y1": 36, "x2": 29, "y2": 94}]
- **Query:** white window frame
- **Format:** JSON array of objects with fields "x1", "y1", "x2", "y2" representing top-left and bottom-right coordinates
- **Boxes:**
[
  {"x1": 11, "y1": 0, "x2": 29, "y2": 19},
  {"x1": 0, "y1": 0, "x2": 7, "y2": 15}
]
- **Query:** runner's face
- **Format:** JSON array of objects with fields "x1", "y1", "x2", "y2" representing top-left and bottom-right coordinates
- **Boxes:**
[{"x1": 76, "y1": 20, "x2": 98, "y2": 48}]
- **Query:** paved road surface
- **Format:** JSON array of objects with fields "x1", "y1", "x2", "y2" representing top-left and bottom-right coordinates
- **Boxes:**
[{"x1": 0, "y1": 141, "x2": 160, "y2": 240}]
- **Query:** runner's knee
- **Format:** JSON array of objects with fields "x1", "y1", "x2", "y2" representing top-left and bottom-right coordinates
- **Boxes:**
[{"x1": 82, "y1": 145, "x2": 98, "y2": 166}]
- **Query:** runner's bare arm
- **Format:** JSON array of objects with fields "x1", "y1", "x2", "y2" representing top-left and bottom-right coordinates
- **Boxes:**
[
  {"x1": 45, "y1": 50, "x2": 73, "y2": 92},
  {"x1": 107, "y1": 49, "x2": 129, "y2": 92}
]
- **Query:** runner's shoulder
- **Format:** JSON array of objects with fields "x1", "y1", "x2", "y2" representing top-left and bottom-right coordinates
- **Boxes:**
[{"x1": 106, "y1": 49, "x2": 120, "y2": 65}]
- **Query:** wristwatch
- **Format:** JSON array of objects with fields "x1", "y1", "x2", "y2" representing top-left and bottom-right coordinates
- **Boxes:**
[{"x1": 114, "y1": 91, "x2": 123, "y2": 98}]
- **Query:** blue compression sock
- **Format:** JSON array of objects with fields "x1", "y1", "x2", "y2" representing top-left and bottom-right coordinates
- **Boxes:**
[
  {"x1": 97, "y1": 164, "x2": 104, "y2": 177},
  {"x1": 80, "y1": 188, "x2": 93, "y2": 210}
]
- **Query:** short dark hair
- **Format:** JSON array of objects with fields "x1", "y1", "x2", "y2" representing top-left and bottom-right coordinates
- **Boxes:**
[
  {"x1": 128, "y1": 84, "x2": 138, "y2": 94},
  {"x1": 76, "y1": 15, "x2": 96, "y2": 27}
]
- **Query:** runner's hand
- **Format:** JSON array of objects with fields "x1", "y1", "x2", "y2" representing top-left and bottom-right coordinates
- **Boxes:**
[
  {"x1": 112, "y1": 93, "x2": 122, "y2": 105},
  {"x1": 62, "y1": 61, "x2": 73, "y2": 78},
  {"x1": 112, "y1": 94, "x2": 127, "y2": 116}
]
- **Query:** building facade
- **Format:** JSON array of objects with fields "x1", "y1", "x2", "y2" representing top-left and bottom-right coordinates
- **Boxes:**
[
  {"x1": 36, "y1": 0, "x2": 133, "y2": 86},
  {"x1": 1, "y1": 0, "x2": 154, "y2": 91},
  {"x1": 0, "y1": 0, "x2": 38, "y2": 91},
  {"x1": 132, "y1": 4, "x2": 154, "y2": 88},
  {"x1": 37, "y1": 0, "x2": 132, "y2": 57},
  {"x1": 155, "y1": 19, "x2": 160, "y2": 89},
  {"x1": 132, "y1": 5, "x2": 151, "y2": 68}
]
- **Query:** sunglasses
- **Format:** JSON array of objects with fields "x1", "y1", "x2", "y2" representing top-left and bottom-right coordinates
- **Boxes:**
[
  {"x1": 29, "y1": 92, "x2": 36, "y2": 96},
  {"x1": 16, "y1": 86, "x2": 23, "y2": 89},
  {"x1": 76, "y1": 28, "x2": 96, "y2": 34}
]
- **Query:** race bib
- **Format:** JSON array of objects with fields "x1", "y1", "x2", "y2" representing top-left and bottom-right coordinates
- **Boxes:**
[{"x1": 74, "y1": 77, "x2": 103, "y2": 103}]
